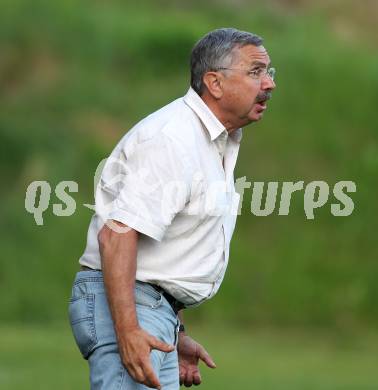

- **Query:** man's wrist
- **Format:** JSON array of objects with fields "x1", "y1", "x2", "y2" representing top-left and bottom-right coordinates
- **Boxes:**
[{"x1": 114, "y1": 312, "x2": 139, "y2": 333}]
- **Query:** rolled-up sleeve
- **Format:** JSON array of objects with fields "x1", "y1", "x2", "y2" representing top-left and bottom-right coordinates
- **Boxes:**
[{"x1": 95, "y1": 134, "x2": 192, "y2": 241}]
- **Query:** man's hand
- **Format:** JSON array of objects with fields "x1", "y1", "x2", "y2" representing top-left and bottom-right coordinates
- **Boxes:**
[
  {"x1": 118, "y1": 326, "x2": 175, "y2": 389},
  {"x1": 178, "y1": 333, "x2": 216, "y2": 387}
]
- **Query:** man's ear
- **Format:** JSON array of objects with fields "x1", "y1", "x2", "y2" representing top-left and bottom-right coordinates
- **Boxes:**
[{"x1": 202, "y1": 71, "x2": 224, "y2": 99}]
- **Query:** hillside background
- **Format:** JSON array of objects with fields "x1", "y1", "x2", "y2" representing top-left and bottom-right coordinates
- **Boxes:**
[{"x1": 1, "y1": 0, "x2": 377, "y2": 388}]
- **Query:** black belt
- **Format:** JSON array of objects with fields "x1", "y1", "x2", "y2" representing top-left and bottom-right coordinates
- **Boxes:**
[{"x1": 80, "y1": 266, "x2": 185, "y2": 314}]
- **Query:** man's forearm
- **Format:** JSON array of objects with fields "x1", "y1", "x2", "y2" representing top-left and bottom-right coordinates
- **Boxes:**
[
  {"x1": 98, "y1": 221, "x2": 139, "y2": 333},
  {"x1": 98, "y1": 221, "x2": 173, "y2": 388}
]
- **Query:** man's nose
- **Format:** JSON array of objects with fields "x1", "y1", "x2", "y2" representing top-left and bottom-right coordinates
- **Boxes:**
[{"x1": 261, "y1": 74, "x2": 276, "y2": 91}]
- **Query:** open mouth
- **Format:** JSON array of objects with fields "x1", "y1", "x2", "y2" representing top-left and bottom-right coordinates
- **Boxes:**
[
  {"x1": 255, "y1": 100, "x2": 267, "y2": 112},
  {"x1": 254, "y1": 92, "x2": 271, "y2": 112}
]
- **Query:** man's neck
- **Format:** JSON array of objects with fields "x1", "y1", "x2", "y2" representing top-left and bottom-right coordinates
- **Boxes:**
[{"x1": 200, "y1": 93, "x2": 239, "y2": 134}]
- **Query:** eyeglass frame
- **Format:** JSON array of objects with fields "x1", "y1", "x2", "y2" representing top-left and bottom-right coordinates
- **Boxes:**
[{"x1": 215, "y1": 66, "x2": 276, "y2": 81}]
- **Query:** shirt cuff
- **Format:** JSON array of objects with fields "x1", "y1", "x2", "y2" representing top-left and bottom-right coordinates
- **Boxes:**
[{"x1": 108, "y1": 209, "x2": 165, "y2": 241}]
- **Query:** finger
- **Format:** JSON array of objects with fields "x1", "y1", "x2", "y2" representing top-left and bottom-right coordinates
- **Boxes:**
[
  {"x1": 179, "y1": 367, "x2": 187, "y2": 386},
  {"x1": 184, "y1": 370, "x2": 194, "y2": 387},
  {"x1": 193, "y1": 371, "x2": 202, "y2": 386},
  {"x1": 198, "y1": 346, "x2": 216, "y2": 368},
  {"x1": 142, "y1": 362, "x2": 161, "y2": 390},
  {"x1": 150, "y1": 336, "x2": 175, "y2": 353},
  {"x1": 122, "y1": 357, "x2": 141, "y2": 379},
  {"x1": 127, "y1": 364, "x2": 146, "y2": 386}
]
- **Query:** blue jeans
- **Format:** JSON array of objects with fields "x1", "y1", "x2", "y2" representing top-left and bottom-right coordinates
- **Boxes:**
[{"x1": 68, "y1": 270, "x2": 180, "y2": 389}]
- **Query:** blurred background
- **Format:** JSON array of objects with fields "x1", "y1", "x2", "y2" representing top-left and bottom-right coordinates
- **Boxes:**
[{"x1": 1, "y1": 0, "x2": 377, "y2": 388}]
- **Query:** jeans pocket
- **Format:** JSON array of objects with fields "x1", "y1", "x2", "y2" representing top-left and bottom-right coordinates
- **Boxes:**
[
  {"x1": 135, "y1": 284, "x2": 163, "y2": 309},
  {"x1": 68, "y1": 294, "x2": 97, "y2": 359}
]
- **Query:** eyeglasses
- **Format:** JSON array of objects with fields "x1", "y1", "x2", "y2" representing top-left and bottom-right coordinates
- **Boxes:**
[{"x1": 216, "y1": 66, "x2": 276, "y2": 81}]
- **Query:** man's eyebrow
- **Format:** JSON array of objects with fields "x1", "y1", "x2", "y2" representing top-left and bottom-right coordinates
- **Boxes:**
[{"x1": 250, "y1": 60, "x2": 271, "y2": 68}]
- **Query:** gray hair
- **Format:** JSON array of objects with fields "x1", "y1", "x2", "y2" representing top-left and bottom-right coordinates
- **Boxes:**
[{"x1": 190, "y1": 28, "x2": 263, "y2": 95}]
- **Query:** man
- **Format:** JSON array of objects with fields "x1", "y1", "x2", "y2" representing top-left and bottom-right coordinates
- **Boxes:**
[{"x1": 69, "y1": 27, "x2": 275, "y2": 389}]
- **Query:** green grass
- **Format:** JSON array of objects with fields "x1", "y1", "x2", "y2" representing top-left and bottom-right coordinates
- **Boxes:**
[{"x1": 1, "y1": 324, "x2": 378, "y2": 389}]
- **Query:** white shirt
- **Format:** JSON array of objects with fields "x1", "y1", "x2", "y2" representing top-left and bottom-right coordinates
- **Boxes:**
[{"x1": 79, "y1": 87, "x2": 242, "y2": 307}]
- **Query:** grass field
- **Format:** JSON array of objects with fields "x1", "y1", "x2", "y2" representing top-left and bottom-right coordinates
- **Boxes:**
[{"x1": 1, "y1": 323, "x2": 377, "y2": 390}]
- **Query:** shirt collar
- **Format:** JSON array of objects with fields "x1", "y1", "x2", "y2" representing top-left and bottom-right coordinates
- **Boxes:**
[
  {"x1": 183, "y1": 87, "x2": 242, "y2": 143},
  {"x1": 230, "y1": 127, "x2": 243, "y2": 143}
]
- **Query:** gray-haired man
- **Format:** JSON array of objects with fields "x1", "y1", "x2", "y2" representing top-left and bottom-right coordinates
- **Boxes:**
[{"x1": 69, "y1": 27, "x2": 275, "y2": 389}]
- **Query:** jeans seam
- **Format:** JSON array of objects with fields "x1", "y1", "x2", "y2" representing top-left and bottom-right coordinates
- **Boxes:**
[
  {"x1": 73, "y1": 277, "x2": 103, "y2": 285},
  {"x1": 116, "y1": 363, "x2": 125, "y2": 390},
  {"x1": 85, "y1": 293, "x2": 98, "y2": 358},
  {"x1": 71, "y1": 316, "x2": 93, "y2": 325},
  {"x1": 69, "y1": 293, "x2": 98, "y2": 359}
]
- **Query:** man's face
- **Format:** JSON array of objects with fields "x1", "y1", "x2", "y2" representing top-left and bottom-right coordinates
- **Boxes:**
[{"x1": 219, "y1": 44, "x2": 275, "y2": 127}]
